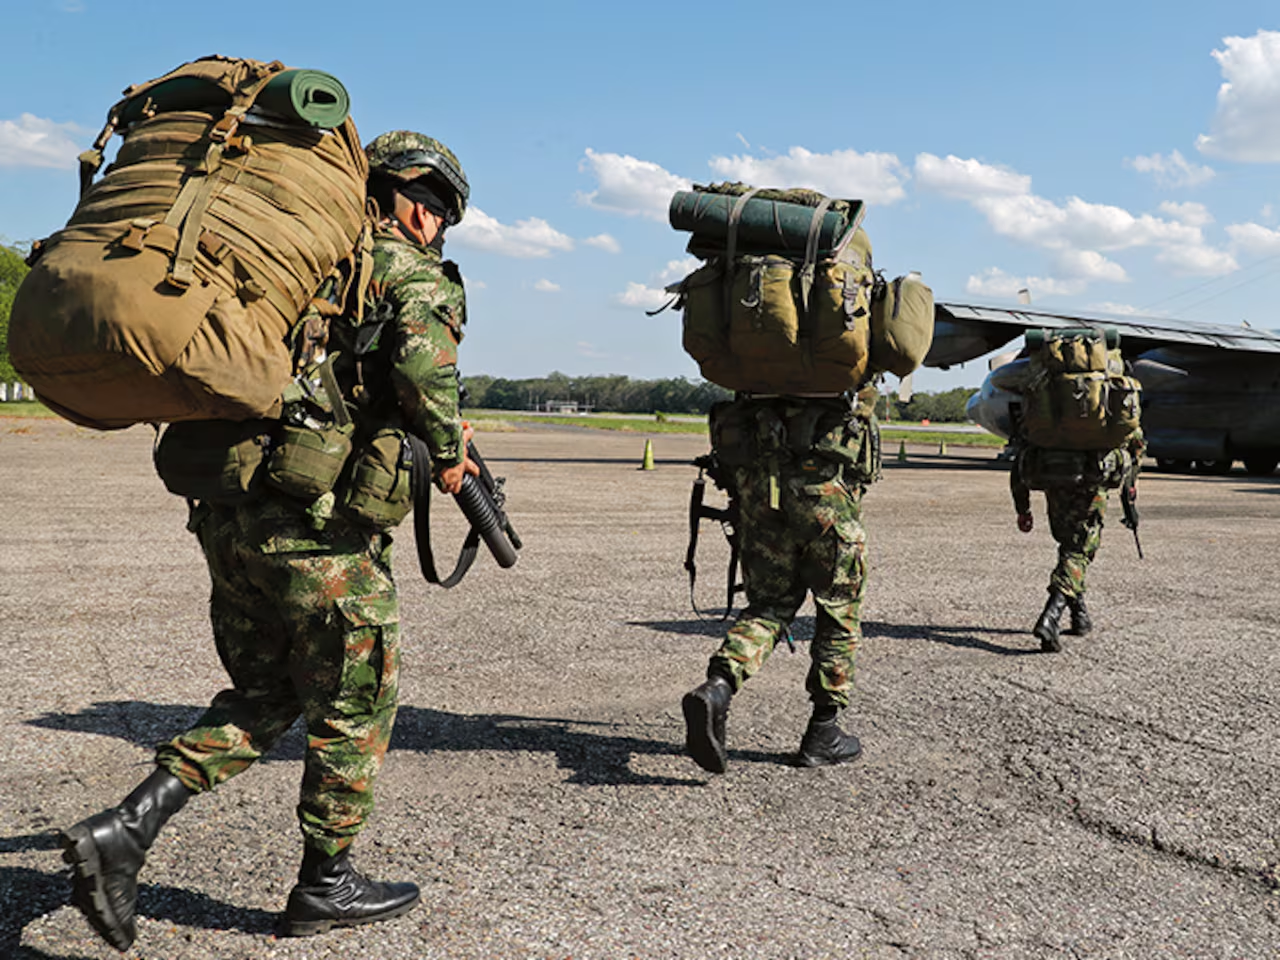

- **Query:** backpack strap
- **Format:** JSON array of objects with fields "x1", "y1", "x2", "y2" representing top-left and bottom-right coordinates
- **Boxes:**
[
  {"x1": 159, "y1": 61, "x2": 288, "y2": 289},
  {"x1": 721, "y1": 188, "x2": 760, "y2": 332},
  {"x1": 797, "y1": 197, "x2": 834, "y2": 338}
]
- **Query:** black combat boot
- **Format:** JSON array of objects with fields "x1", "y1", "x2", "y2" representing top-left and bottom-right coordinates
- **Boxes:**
[
  {"x1": 60, "y1": 767, "x2": 193, "y2": 952},
  {"x1": 1066, "y1": 594, "x2": 1092, "y2": 636},
  {"x1": 1033, "y1": 589, "x2": 1070, "y2": 652},
  {"x1": 682, "y1": 673, "x2": 733, "y2": 774},
  {"x1": 796, "y1": 708, "x2": 863, "y2": 768},
  {"x1": 280, "y1": 846, "x2": 421, "y2": 937}
]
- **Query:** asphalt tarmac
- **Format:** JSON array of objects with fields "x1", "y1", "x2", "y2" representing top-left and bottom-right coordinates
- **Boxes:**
[{"x1": 1, "y1": 418, "x2": 1277, "y2": 959}]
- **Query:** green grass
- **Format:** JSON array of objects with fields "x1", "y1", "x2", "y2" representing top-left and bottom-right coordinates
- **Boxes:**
[
  {"x1": 881, "y1": 428, "x2": 1005, "y2": 449},
  {"x1": 468, "y1": 410, "x2": 1005, "y2": 447},
  {"x1": 0, "y1": 400, "x2": 57, "y2": 418}
]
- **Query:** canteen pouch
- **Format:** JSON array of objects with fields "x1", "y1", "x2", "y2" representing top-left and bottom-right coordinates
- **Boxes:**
[
  {"x1": 265, "y1": 417, "x2": 355, "y2": 500},
  {"x1": 339, "y1": 427, "x2": 415, "y2": 529},
  {"x1": 154, "y1": 419, "x2": 273, "y2": 502}
]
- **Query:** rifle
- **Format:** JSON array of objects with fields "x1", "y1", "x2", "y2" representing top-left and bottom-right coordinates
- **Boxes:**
[
  {"x1": 684, "y1": 452, "x2": 744, "y2": 619},
  {"x1": 408, "y1": 434, "x2": 522, "y2": 588},
  {"x1": 1119, "y1": 454, "x2": 1143, "y2": 560}
]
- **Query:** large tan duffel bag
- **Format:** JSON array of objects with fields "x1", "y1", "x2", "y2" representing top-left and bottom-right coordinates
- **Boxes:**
[{"x1": 8, "y1": 56, "x2": 368, "y2": 429}]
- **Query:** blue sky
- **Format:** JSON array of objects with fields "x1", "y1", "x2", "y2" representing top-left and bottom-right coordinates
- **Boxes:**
[{"x1": 3, "y1": 1, "x2": 1279, "y2": 391}]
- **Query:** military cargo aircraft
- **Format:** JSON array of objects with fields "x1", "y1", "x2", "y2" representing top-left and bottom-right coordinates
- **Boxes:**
[{"x1": 931, "y1": 303, "x2": 1280, "y2": 476}]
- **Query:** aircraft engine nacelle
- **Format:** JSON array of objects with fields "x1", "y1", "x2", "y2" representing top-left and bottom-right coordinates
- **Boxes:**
[{"x1": 965, "y1": 376, "x2": 1019, "y2": 440}]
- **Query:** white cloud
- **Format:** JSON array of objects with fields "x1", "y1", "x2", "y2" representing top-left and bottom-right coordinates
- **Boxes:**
[
  {"x1": 533, "y1": 279, "x2": 560, "y2": 293},
  {"x1": 1052, "y1": 249, "x2": 1128, "y2": 282},
  {"x1": 614, "y1": 281, "x2": 670, "y2": 310},
  {"x1": 1197, "y1": 30, "x2": 1280, "y2": 162},
  {"x1": 914, "y1": 153, "x2": 1030, "y2": 200},
  {"x1": 708, "y1": 147, "x2": 909, "y2": 204},
  {"x1": 965, "y1": 267, "x2": 1085, "y2": 300},
  {"x1": 920, "y1": 153, "x2": 1233, "y2": 279},
  {"x1": 576, "y1": 341, "x2": 608, "y2": 359},
  {"x1": 657, "y1": 257, "x2": 699, "y2": 284},
  {"x1": 577, "y1": 148, "x2": 691, "y2": 221},
  {"x1": 613, "y1": 257, "x2": 700, "y2": 311},
  {"x1": 583, "y1": 233, "x2": 621, "y2": 253},
  {"x1": 460, "y1": 273, "x2": 486, "y2": 290},
  {"x1": 1154, "y1": 244, "x2": 1238, "y2": 275},
  {"x1": 1226, "y1": 221, "x2": 1280, "y2": 256},
  {"x1": 1126, "y1": 150, "x2": 1215, "y2": 188},
  {"x1": 1158, "y1": 200, "x2": 1214, "y2": 227},
  {"x1": 0, "y1": 113, "x2": 83, "y2": 169},
  {"x1": 450, "y1": 206, "x2": 574, "y2": 259}
]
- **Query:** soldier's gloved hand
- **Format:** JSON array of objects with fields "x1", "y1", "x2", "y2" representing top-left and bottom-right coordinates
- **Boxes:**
[{"x1": 1017, "y1": 511, "x2": 1034, "y2": 533}]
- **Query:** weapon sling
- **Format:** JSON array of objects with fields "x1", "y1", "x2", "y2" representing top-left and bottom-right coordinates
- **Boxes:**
[
  {"x1": 684, "y1": 470, "x2": 743, "y2": 620},
  {"x1": 408, "y1": 434, "x2": 480, "y2": 588}
]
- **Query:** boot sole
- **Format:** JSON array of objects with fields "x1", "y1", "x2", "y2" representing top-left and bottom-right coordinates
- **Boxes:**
[
  {"x1": 60, "y1": 824, "x2": 135, "y2": 952},
  {"x1": 278, "y1": 891, "x2": 421, "y2": 937},
  {"x1": 1035, "y1": 628, "x2": 1063, "y2": 652},
  {"x1": 795, "y1": 741, "x2": 863, "y2": 768},
  {"x1": 682, "y1": 691, "x2": 727, "y2": 774}
]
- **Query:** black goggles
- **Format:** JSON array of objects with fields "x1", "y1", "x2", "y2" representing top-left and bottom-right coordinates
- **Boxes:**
[
  {"x1": 399, "y1": 178, "x2": 459, "y2": 226},
  {"x1": 384, "y1": 149, "x2": 469, "y2": 203}
]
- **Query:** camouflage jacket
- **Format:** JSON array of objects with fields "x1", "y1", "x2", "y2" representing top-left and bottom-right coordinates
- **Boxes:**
[{"x1": 331, "y1": 229, "x2": 467, "y2": 470}]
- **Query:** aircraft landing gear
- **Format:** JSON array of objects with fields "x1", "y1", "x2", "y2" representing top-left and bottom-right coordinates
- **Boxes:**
[{"x1": 1243, "y1": 455, "x2": 1279, "y2": 476}]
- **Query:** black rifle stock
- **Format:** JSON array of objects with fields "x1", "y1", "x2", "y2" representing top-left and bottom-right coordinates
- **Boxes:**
[
  {"x1": 684, "y1": 453, "x2": 743, "y2": 619},
  {"x1": 1120, "y1": 481, "x2": 1143, "y2": 560}
]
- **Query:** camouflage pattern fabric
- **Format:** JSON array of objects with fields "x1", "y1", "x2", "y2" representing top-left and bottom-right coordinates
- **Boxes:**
[
  {"x1": 1044, "y1": 483, "x2": 1109, "y2": 598},
  {"x1": 155, "y1": 496, "x2": 400, "y2": 857},
  {"x1": 334, "y1": 230, "x2": 467, "y2": 472},
  {"x1": 709, "y1": 400, "x2": 870, "y2": 710}
]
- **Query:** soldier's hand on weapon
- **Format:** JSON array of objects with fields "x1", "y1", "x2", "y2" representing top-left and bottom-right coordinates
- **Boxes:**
[
  {"x1": 436, "y1": 445, "x2": 481, "y2": 495},
  {"x1": 1017, "y1": 511, "x2": 1034, "y2": 533}
]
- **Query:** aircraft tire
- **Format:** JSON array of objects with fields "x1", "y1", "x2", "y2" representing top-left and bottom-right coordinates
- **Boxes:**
[
  {"x1": 1243, "y1": 456, "x2": 1279, "y2": 477},
  {"x1": 1195, "y1": 459, "x2": 1234, "y2": 476}
]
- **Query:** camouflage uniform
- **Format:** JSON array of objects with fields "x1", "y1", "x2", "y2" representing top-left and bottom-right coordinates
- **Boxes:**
[
  {"x1": 1010, "y1": 433, "x2": 1144, "y2": 600},
  {"x1": 709, "y1": 395, "x2": 874, "y2": 709},
  {"x1": 156, "y1": 229, "x2": 467, "y2": 856}
]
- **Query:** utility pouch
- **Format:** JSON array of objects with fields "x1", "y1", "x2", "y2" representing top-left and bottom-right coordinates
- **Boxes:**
[
  {"x1": 154, "y1": 419, "x2": 273, "y2": 502},
  {"x1": 265, "y1": 416, "x2": 355, "y2": 501},
  {"x1": 812, "y1": 415, "x2": 881, "y2": 485},
  {"x1": 708, "y1": 400, "x2": 757, "y2": 468},
  {"x1": 1019, "y1": 447, "x2": 1112, "y2": 491},
  {"x1": 339, "y1": 427, "x2": 415, "y2": 529}
]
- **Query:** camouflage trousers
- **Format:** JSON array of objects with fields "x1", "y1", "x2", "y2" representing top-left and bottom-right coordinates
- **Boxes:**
[
  {"x1": 155, "y1": 495, "x2": 401, "y2": 857},
  {"x1": 1044, "y1": 483, "x2": 1109, "y2": 598},
  {"x1": 710, "y1": 458, "x2": 868, "y2": 710}
]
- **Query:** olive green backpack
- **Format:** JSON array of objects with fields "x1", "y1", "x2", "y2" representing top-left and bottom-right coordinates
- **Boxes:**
[
  {"x1": 1020, "y1": 328, "x2": 1142, "y2": 451},
  {"x1": 667, "y1": 183, "x2": 934, "y2": 393},
  {"x1": 8, "y1": 56, "x2": 370, "y2": 430}
]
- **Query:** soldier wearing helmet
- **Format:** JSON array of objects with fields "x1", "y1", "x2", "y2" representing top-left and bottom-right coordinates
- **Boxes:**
[{"x1": 58, "y1": 129, "x2": 483, "y2": 951}]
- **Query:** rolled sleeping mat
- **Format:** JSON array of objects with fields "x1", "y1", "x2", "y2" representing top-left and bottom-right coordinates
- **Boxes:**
[
  {"x1": 116, "y1": 69, "x2": 351, "y2": 129},
  {"x1": 669, "y1": 189, "x2": 859, "y2": 255}
]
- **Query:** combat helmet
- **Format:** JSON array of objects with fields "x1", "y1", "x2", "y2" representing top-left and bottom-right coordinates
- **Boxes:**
[{"x1": 365, "y1": 131, "x2": 468, "y2": 224}]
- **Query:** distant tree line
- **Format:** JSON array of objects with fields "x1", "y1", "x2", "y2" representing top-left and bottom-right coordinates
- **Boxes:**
[
  {"x1": 463, "y1": 372, "x2": 978, "y2": 422},
  {"x1": 886, "y1": 387, "x2": 974, "y2": 423},
  {"x1": 0, "y1": 244, "x2": 30, "y2": 383},
  {"x1": 462, "y1": 372, "x2": 732, "y2": 414}
]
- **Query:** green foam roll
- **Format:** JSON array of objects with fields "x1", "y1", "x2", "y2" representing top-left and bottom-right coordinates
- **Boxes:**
[
  {"x1": 670, "y1": 188, "x2": 862, "y2": 256},
  {"x1": 117, "y1": 69, "x2": 350, "y2": 129},
  {"x1": 256, "y1": 69, "x2": 350, "y2": 128}
]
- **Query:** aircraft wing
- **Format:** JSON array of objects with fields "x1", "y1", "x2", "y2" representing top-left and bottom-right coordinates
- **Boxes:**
[{"x1": 926, "y1": 302, "x2": 1280, "y2": 368}]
